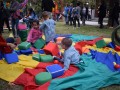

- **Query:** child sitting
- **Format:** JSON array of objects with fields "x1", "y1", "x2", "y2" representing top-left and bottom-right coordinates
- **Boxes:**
[
  {"x1": 0, "y1": 35, "x2": 14, "y2": 54},
  {"x1": 40, "y1": 11, "x2": 56, "y2": 44},
  {"x1": 54, "y1": 38, "x2": 83, "y2": 71},
  {"x1": 27, "y1": 20, "x2": 42, "y2": 44}
]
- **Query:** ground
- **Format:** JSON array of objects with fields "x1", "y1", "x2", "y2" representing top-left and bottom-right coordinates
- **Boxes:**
[{"x1": 0, "y1": 21, "x2": 120, "y2": 90}]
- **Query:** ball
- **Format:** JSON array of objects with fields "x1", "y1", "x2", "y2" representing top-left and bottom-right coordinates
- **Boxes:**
[{"x1": 54, "y1": 60, "x2": 59, "y2": 64}]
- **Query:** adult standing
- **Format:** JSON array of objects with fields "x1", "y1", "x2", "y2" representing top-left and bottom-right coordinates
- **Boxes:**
[
  {"x1": 111, "y1": 2, "x2": 120, "y2": 28},
  {"x1": 0, "y1": 1, "x2": 4, "y2": 34},
  {"x1": 10, "y1": 0, "x2": 28, "y2": 38},
  {"x1": 2, "y1": 1, "x2": 11, "y2": 32},
  {"x1": 41, "y1": 0, "x2": 55, "y2": 18},
  {"x1": 81, "y1": 4, "x2": 87, "y2": 26},
  {"x1": 72, "y1": 3, "x2": 81, "y2": 28},
  {"x1": 98, "y1": 0, "x2": 106, "y2": 29}
]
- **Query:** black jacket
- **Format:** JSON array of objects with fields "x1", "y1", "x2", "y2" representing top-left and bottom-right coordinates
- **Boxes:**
[{"x1": 41, "y1": 0, "x2": 55, "y2": 12}]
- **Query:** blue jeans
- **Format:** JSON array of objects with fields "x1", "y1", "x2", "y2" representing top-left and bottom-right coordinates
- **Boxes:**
[{"x1": 12, "y1": 18, "x2": 19, "y2": 37}]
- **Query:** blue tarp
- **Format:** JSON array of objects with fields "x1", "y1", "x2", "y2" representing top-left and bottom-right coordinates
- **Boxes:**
[{"x1": 90, "y1": 50, "x2": 120, "y2": 72}]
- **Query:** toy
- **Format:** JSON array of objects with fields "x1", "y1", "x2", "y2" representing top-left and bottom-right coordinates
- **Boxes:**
[
  {"x1": 4, "y1": 52, "x2": 19, "y2": 64},
  {"x1": 113, "y1": 62, "x2": 120, "y2": 69},
  {"x1": 35, "y1": 72, "x2": 52, "y2": 85},
  {"x1": 40, "y1": 55, "x2": 53, "y2": 62},
  {"x1": 53, "y1": 60, "x2": 59, "y2": 64},
  {"x1": 46, "y1": 64, "x2": 64, "y2": 78}
]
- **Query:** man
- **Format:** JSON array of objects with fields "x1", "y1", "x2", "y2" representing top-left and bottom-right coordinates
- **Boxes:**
[{"x1": 98, "y1": 0, "x2": 106, "y2": 29}]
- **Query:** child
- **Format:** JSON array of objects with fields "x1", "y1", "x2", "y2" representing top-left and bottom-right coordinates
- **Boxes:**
[
  {"x1": 27, "y1": 20, "x2": 42, "y2": 44},
  {"x1": 40, "y1": 11, "x2": 56, "y2": 44},
  {"x1": 0, "y1": 35, "x2": 14, "y2": 54},
  {"x1": 54, "y1": 38, "x2": 82, "y2": 71}
]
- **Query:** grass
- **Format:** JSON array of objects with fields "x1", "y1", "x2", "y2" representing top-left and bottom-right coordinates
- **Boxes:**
[
  {"x1": 55, "y1": 22, "x2": 114, "y2": 38},
  {"x1": 0, "y1": 21, "x2": 120, "y2": 90}
]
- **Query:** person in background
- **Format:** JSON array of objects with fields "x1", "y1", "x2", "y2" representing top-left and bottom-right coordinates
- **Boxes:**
[
  {"x1": 0, "y1": 35, "x2": 15, "y2": 54},
  {"x1": 72, "y1": 3, "x2": 81, "y2": 29},
  {"x1": 40, "y1": 11, "x2": 56, "y2": 44},
  {"x1": 68, "y1": 3, "x2": 73, "y2": 26},
  {"x1": 53, "y1": 38, "x2": 83, "y2": 71},
  {"x1": 2, "y1": 1, "x2": 11, "y2": 32},
  {"x1": 41, "y1": 0, "x2": 55, "y2": 19},
  {"x1": 27, "y1": 20, "x2": 42, "y2": 44},
  {"x1": 111, "y1": 2, "x2": 120, "y2": 28},
  {"x1": 63, "y1": 3, "x2": 69, "y2": 25},
  {"x1": 10, "y1": 0, "x2": 28, "y2": 38},
  {"x1": 0, "y1": 1, "x2": 5, "y2": 34},
  {"x1": 88, "y1": 7, "x2": 91, "y2": 20},
  {"x1": 81, "y1": 4, "x2": 87, "y2": 26},
  {"x1": 98, "y1": 0, "x2": 106, "y2": 29},
  {"x1": 24, "y1": 8, "x2": 38, "y2": 29}
]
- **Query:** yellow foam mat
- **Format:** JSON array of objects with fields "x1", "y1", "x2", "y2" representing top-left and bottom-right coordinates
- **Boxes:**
[{"x1": 0, "y1": 55, "x2": 39, "y2": 82}]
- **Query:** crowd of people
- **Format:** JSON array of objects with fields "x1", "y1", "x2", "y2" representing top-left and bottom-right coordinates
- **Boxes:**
[{"x1": 62, "y1": 2, "x2": 91, "y2": 29}]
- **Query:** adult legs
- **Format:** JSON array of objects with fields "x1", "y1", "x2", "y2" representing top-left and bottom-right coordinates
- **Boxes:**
[
  {"x1": 0, "y1": 19, "x2": 4, "y2": 34},
  {"x1": 76, "y1": 17, "x2": 80, "y2": 27},
  {"x1": 99, "y1": 17, "x2": 104, "y2": 28},
  {"x1": 11, "y1": 18, "x2": 19, "y2": 38},
  {"x1": 73, "y1": 17, "x2": 77, "y2": 27},
  {"x1": 115, "y1": 17, "x2": 119, "y2": 26},
  {"x1": 4, "y1": 18, "x2": 11, "y2": 31}
]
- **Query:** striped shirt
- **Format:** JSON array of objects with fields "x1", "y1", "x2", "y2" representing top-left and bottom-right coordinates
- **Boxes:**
[{"x1": 10, "y1": 0, "x2": 28, "y2": 19}]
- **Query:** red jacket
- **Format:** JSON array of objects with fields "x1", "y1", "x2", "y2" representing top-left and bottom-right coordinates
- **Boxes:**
[{"x1": 0, "y1": 35, "x2": 12, "y2": 54}]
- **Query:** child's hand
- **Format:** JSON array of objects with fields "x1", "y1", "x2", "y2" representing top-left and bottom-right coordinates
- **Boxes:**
[
  {"x1": 53, "y1": 56, "x2": 56, "y2": 59},
  {"x1": 7, "y1": 43, "x2": 16, "y2": 49}
]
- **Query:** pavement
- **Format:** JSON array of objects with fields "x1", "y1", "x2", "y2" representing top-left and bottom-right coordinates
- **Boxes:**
[
  {"x1": 3, "y1": 18, "x2": 108, "y2": 30},
  {"x1": 80, "y1": 20, "x2": 107, "y2": 26}
]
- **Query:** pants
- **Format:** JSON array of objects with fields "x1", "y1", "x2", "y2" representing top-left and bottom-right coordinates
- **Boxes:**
[
  {"x1": 0, "y1": 18, "x2": 4, "y2": 34},
  {"x1": 65, "y1": 15, "x2": 69, "y2": 25},
  {"x1": 73, "y1": 16, "x2": 80, "y2": 27},
  {"x1": 112, "y1": 17, "x2": 119, "y2": 27},
  {"x1": 3, "y1": 18, "x2": 11, "y2": 31},
  {"x1": 98, "y1": 17, "x2": 104, "y2": 28},
  {"x1": 68, "y1": 15, "x2": 73, "y2": 25},
  {"x1": 82, "y1": 15, "x2": 86, "y2": 26},
  {"x1": 11, "y1": 18, "x2": 19, "y2": 37}
]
